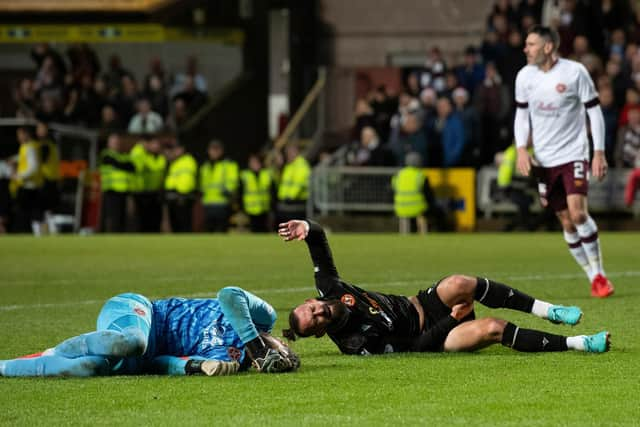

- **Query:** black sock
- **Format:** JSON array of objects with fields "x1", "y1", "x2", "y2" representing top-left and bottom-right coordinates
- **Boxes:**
[
  {"x1": 474, "y1": 277, "x2": 534, "y2": 313},
  {"x1": 501, "y1": 322, "x2": 568, "y2": 352}
]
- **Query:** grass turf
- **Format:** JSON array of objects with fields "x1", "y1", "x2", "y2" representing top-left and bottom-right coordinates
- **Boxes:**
[{"x1": 0, "y1": 231, "x2": 638, "y2": 426}]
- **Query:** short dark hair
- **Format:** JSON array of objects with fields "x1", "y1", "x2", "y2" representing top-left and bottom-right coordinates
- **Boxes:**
[
  {"x1": 283, "y1": 308, "x2": 309, "y2": 340},
  {"x1": 528, "y1": 25, "x2": 560, "y2": 51}
]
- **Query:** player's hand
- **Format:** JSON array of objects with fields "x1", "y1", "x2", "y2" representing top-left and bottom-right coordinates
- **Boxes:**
[
  {"x1": 516, "y1": 147, "x2": 531, "y2": 177},
  {"x1": 450, "y1": 302, "x2": 474, "y2": 321},
  {"x1": 278, "y1": 220, "x2": 309, "y2": 242},
  {"x1": 591, "y1": 151, "x2": 608, "y2": 181}
]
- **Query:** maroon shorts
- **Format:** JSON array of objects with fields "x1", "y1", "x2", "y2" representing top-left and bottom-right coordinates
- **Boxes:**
[{"x1": 533, "y1": 160, "x2": 589, "y2": 212}]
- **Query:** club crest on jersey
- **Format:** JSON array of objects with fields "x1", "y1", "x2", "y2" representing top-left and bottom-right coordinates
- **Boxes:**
[
  {"x1": 227, "y1": 347, "x2": 242, "y2": 361},
  {"x1": 134, "y1": 307, "x2": 146, "y2": 316},
  {"x1": 341, "y1": 294, "x2": 356, "y2": 307},
  {"x1": 556, "y1": 83, "x2": 567, "y2": 93}
]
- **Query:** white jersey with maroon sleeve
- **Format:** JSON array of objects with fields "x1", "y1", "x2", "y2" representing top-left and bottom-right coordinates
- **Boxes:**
[{"x1": 515, "y1": 58, "x2": 598, "y2": 167}]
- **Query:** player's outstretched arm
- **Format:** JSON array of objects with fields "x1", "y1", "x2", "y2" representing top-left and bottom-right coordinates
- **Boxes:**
[{"x1": 278, "y1": 219, "x2": 341, "y2": 295}]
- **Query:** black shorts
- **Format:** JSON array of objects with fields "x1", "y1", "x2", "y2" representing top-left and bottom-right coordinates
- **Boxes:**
[{"x1": 416, "y1": 279, "x2": 476, "y2": 349}]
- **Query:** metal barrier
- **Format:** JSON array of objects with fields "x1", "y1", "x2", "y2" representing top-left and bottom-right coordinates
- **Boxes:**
[{"x1": 476, "y1": 166, "x2": 637, "y2": 218}]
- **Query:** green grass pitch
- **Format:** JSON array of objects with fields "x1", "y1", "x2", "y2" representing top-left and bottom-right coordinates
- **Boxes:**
[{"x1": 1, "y1": 231, "x2": 639, "y2": 426}]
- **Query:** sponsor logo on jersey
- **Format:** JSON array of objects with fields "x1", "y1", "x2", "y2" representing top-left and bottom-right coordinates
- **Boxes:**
[
  {"x1": 341, "y1": 294, "x2": 356, "y2": 307},
  {"x1": 227, "y1": 346, "x2": 242, "y2": 361},
  {"x1": 556, "y1": 83, "x2": 567, "y2": 93}
]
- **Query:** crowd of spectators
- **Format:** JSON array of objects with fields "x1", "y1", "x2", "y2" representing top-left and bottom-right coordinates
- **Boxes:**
[
  {"x1": 11, "y1": 43, "x2": 209, "y2": 141},
  {"x1": 342, "y1": 0, "x2": 640, "y2": 170}
]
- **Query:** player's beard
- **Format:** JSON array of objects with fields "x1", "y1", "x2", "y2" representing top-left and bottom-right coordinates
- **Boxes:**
[{"x1": 324, "y1": 299, "x2": 350, "y2": 333}]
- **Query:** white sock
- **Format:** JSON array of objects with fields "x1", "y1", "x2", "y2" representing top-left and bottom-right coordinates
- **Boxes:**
[
  {"x1": 531, "y1": 300, "x2": 552, "y2": 318},
  {"x1": 575, "y1": 216, "x2": 605, "y2": 277},
  {"x1": 566, "y1": 335, "x2": 586, "y2": 351},
  {"x1": 31, "y1": 221, "x2": 42, "y2": 237},
  {"x1": 0, "y1": 361, "x2": 5, "y2": 375},
  {"x1": 563, "y1": 230, "x2": 593, "y2": 281}
]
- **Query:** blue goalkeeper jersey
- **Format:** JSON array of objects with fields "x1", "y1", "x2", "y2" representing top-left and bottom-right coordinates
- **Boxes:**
[{"x1": 151, "y1": 297, "x2": 246, "y2": 362}]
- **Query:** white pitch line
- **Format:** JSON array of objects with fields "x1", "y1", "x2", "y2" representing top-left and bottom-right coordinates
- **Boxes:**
[{"x1": 1, "y1": 271, "x2": 638, "y2": 313}]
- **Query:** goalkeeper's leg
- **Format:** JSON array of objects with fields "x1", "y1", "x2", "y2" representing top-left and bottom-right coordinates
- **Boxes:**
[
  {"x1": 0, "y1": 355, "x2": 111, "y2": 377},
  {"x1": 49, "y1": 293, "x2": 153, "y2": 359}
]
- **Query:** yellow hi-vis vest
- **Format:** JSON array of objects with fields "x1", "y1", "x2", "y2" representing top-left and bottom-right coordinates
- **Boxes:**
[
  {"x1": 40, "y1": 139, "x2": 60, "y2": 181},
  {"x1": 100, "y1": 149, "x2": 132, "y2": 193},
  {"x1": 130, "y1": 143, "x2": 167, "y2": 192},
  {"x1": 392, "y1": 166, "x2": 427, "y2": 218},
  {"x1": 277, "y1": 156, "x2": 310, "y2": 201},
  {"x1": 199, "y1": 159, "x2": 239, "y2": 205},
  {"x1": 165, "y1": 153, "x2": 197, "y2": 194},
  {"x1": 16, "y1": 140, "x2": 43, "y2": 189},
  {"x1": 497, "y1": 145, "x2": 534, "y2": 188},
  {"x1": 241, "y1": 169, "x2": 272, "y2": 215}
]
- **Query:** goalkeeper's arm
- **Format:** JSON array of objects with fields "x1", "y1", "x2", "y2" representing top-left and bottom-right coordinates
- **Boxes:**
[{"x1": 149, "y1": 355, "x2": 239, "y2": 376}]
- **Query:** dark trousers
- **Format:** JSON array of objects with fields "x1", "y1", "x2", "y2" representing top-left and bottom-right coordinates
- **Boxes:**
[
  {"x1": 167, "y1": 193, "x2": 194, "y2": 233},
  {"x1": 248, "y1": 213, "x2": 269, "y2": 233},
  {"x1": 135, "y1": 192, "x2": 163, "y2": 233},
  {"x1": 101, "y1": 191, "x2": 128, "y2": 233},
  {"x1": 41, "y1": 180, "x2": 60, "y2": 213},
  {"x1": 15, "y1": 187, "x2": 43, "y2": 233},
  {"x1": 203, "y1": 204, "x2": 230, "y2": 232}
]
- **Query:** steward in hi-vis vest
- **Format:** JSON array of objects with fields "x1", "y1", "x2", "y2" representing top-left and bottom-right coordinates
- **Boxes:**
[
  {"x1": 199, "y1": 140, "x2": 238, "y2": 233},
  {"x1": 100, "y1": 133, "x2": 136, "y2": 233},
  {"x1": 130, "y1": 134, "x2": 166, "y2": 232},
  {"x1": 240, "y1": 153, "x2": 276, "y2": 232},
  {"x1": 164, "y1": 143, "x2": 197, "y2": 233},
  {"x1": 276, "y1": 144, "x2": 310, "y2": 225}
]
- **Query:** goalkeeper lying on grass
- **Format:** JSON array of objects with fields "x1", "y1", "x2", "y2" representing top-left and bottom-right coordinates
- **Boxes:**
[
  {"x1": 0, "y1": 287, "x2": 299, "y2": 377},
  {"x1": 279, "y1": 220, "x2": 610, "y2": 355}
]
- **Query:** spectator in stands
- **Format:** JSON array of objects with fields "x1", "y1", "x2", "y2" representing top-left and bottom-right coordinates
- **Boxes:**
[
  {"x1": 474, "y1": 62, "x2": 512, "y2": 165},
  {"x1": 346, "y1": 126, "x2": 395, "y2": 167},
  {"x1": 605, "y1": 55, "x2": 631, "y2": 109},
  {"x1": 276, "y1": 144, "x2": 310, "y2": 225},
  {"x1": 104, "y1": 54, "x2": 133, "y2": 93},
  {"x1": 114, "y1": 75, "x2": 139, "y2": 125},
  {"x1": 455, "y1": 46, "x2": 485, "y2": 98},
  {"x1": 171, "y1": 55, "x2": 208, "y2": 97},
  {"x1": 13, "y1": 78, "x2": 36, "y2": 118},
  {"x1": 36, "y1": 94, "x2": 65, "y2": 123},
  {"x1": 406, "y1": 72, "x2": 422, "y2": 98},
  {"x1": 434, "y1": 96, "x2": 466, "y2": 168},
  {"x1": 390, "y1": 112, "x2": 428, "y2": 167},
  {"x1": 452, "y1": 87, "x2": 480, "y2": 167},
  {"x1": 352, "y1": 98, "x2": 376, "y2": 142},
  {"x1": 487, "y1": 0, "x2": 518, "y2": 32},
  {"x1": 240, "y1": 153, "x2": 276, "y2": 233},
  {"x1": 164, "y1": 142, "x2": 197, "y2": 233},
  {"x1": 33, "y1": 55, "x2": 65, "y2": 107},
  {"x1": 440, "y1": 71, "x2": 460, "y2": 100},
  {"x1": 144, "y1": 75, "x2": 169, "y2": 120},
  {"x1": 516, "y1": 0, "x2": 543, "y2": 27},
  {"x1": 618, "y1": 87, "x2": 640, "y2": 127},
  {"x1": 0, "y1": 158, "x2": 11, "y2": 233},
  {"x1": 615, "y1": 106, "x2": 640, "y2": 168},
  {"x1": 199, "y1": 140, "x2": 239, "y2": 233},
  {"x1": 128, "y1": 98, "x2": 164, "y2": 134},
  {"x1": 422, "y1": 47, "x2": 447, "y2": 93},
  {"x1": 480, "y1": 29, "x2": 507, "y2": 65},
  {"x1": 165, "y1": 98, "x2": 190, "y2": 131},
  {"x1": 98, "y1": 104, "x2": 125, "y2": 142},
  {"x1": 31, "y1": 43, "x2": 67, "y2": 80},
  {"x1": 497, "y1": 29, "x2": 527, "y2": 98},
  {"x1": 369, "y1": 85, "x2": 396, "y2": 143},
  {"x1": 173, "y1": 75, "x2": 207, "y2": 115},
  {"x1": 144, "y1": 56, "x2": 167, "y2": 94},
  {"x1": 99, "y1": 133, "x2": 135, "y2": 233},
  {"x1": 599, "y1": 85, "x2": 620, "y2": 166},
  {"x1": 66, "y1": 73, "x2": 103, "y2": 126},
  {"x1": 66, "y1": 43, "x2": 100, "y2": 83}
]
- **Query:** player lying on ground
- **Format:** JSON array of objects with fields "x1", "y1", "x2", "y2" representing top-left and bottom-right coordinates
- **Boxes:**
[
  {"x1": 278, "y1": 220, "x2": 610, "y2": 355},
  {"x1": 0, "y1": 287, "x2": 299, "y2": 377}
]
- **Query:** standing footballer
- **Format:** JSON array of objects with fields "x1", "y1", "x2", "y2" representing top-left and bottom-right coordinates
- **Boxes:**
[{"x1": 514, "y1": 25, "x2": 614, "y2": 298}]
